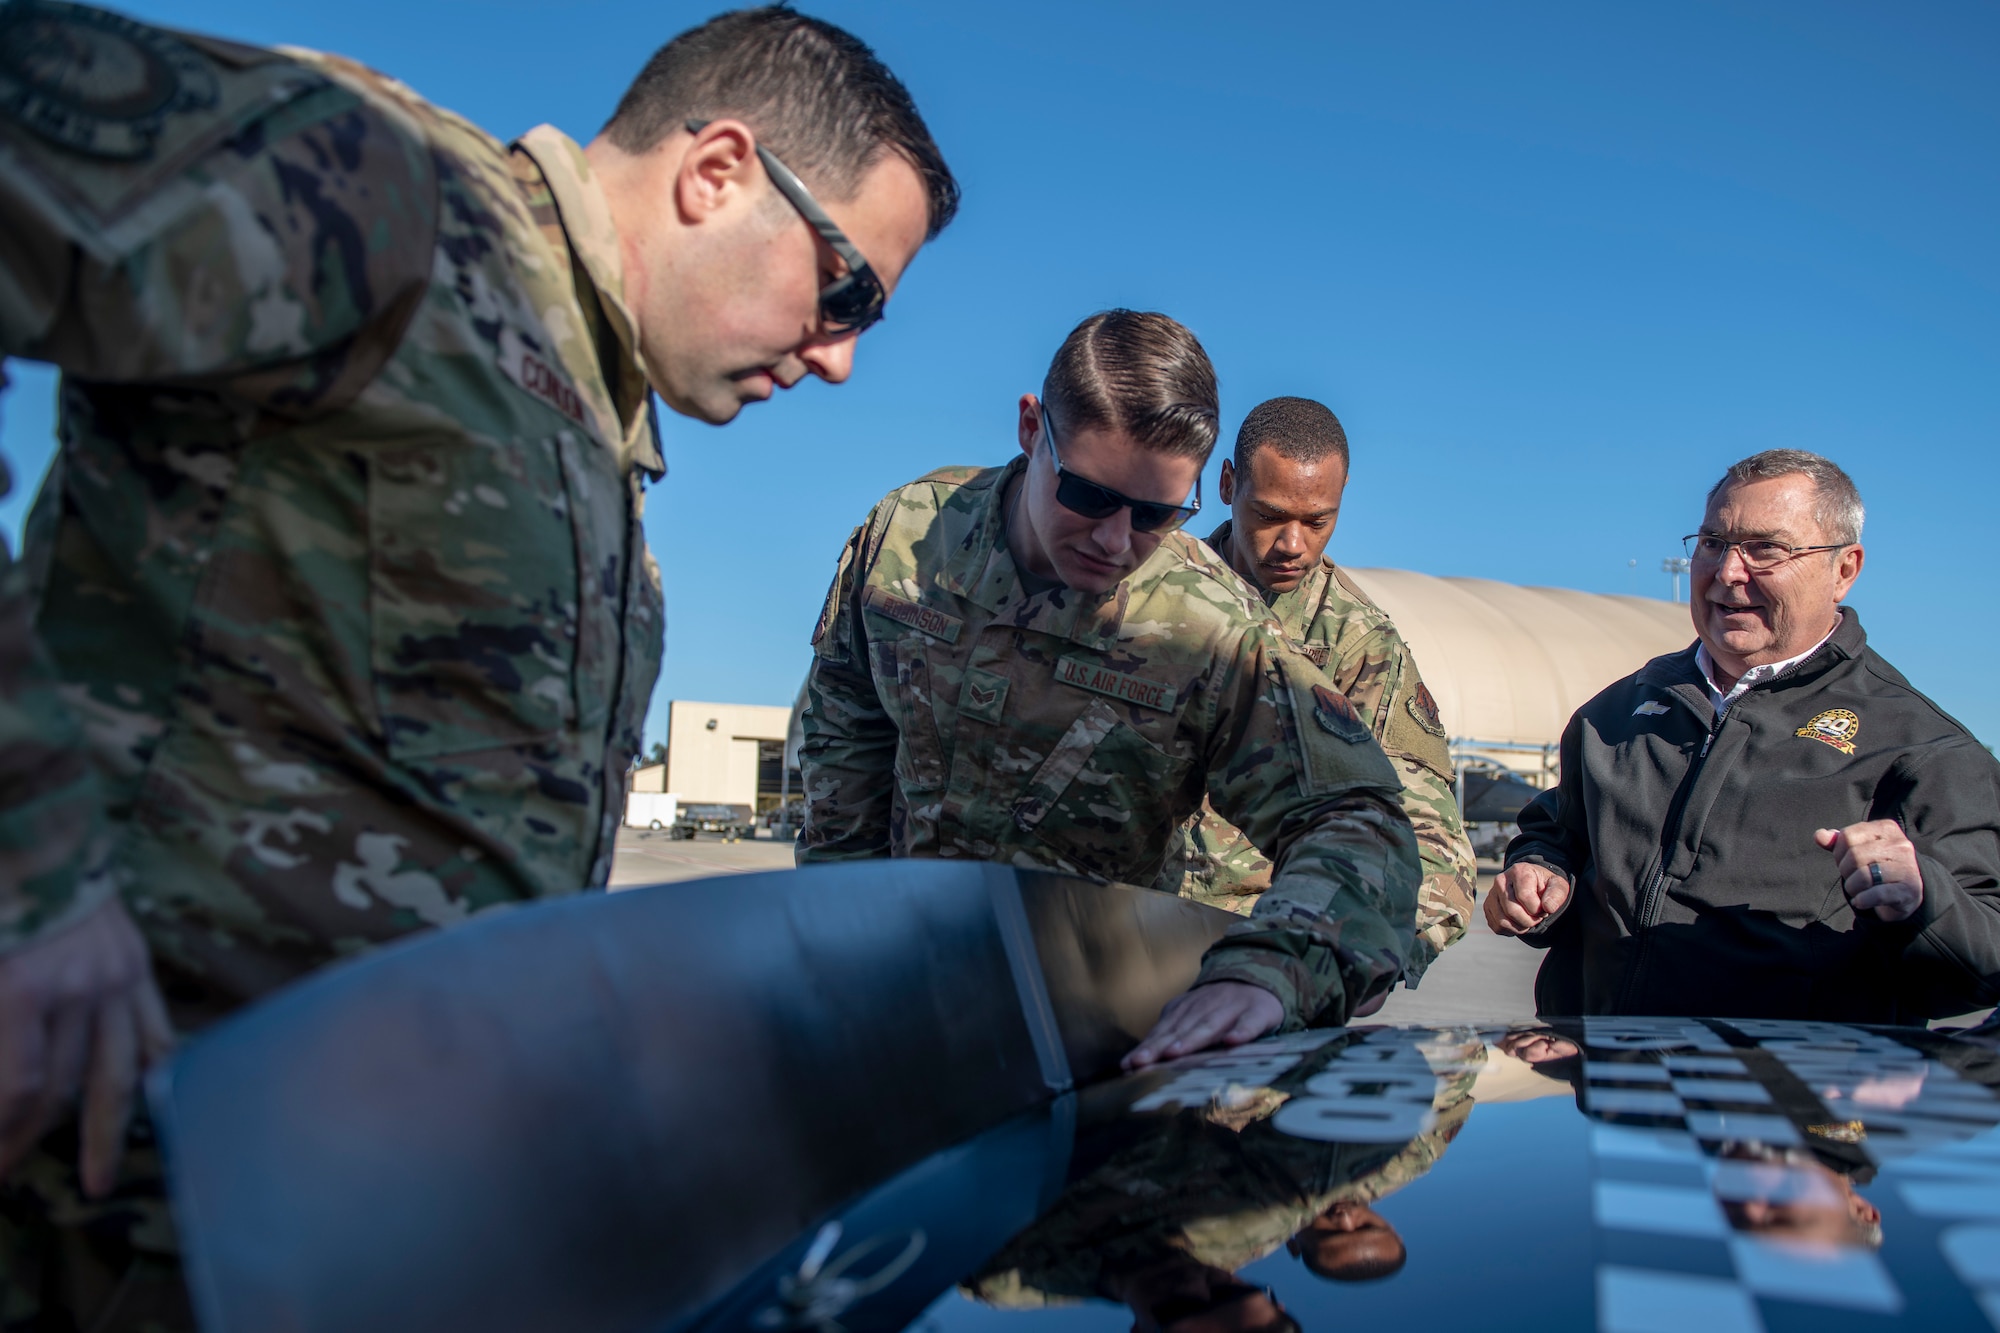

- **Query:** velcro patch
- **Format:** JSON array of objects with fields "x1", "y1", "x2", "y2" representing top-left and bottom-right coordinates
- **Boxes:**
[
  {"x1": 862, "y1": 586, "x2": 963, "y2": 644},
  {"x1": 1313, "y1": 684, "x2": 1371, "y2": 744},
  {"x1": 1054, "y1": 656, "x2": 1177, "y2": 713},
  {"x1": 1292, "y1": 640, "x2": 1330, "y2": 668},
  {"x1": 1405, "y1": 681, "x2": 1446, "y2": 738},
  {"x1": 960, "y1": 667, "x2": 1009, "y2": 725}
]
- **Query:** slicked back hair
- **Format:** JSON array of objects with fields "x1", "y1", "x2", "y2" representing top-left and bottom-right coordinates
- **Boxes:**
[
  {"x1": 602, "y1": 7, "x2": 959, "y2": 239},
  {"x1": 1041, "y1": 311, "x2": 1219, "y2": 461},
  {"x1": 1234, "y1": 396, "x2": 1349, "y2": 476},
  {"x1": 1707, "y1": 449, "x2": 1865, "y2": 545}
]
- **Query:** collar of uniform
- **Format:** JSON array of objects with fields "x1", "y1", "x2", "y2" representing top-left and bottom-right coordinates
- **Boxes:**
[
  {"x1": 935, "y1": 455, "x2": 1131, "y2": 648},
  {"x1": 511, "y1": 125, "x2": 663, "y2": 477},
  {"x1": 1202, "y1": 517, "x2": 1334, "y2": 638},
  {"x1": 1263, "y1": 559, "x2": 1337, "y2": 641}
]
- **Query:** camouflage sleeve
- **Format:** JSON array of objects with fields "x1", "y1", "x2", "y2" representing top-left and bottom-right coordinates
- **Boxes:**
[
  {"x1": 0, "y1": 37, "x2": 436, "y2": 406},
  {"x1": 1195, "y1": 627, "x2": 1421, "y2": 1028},
  {"x1": 797, "y1": 520, "x2": 897, "y2": 861},
  {"x1": 1369, "y1": 648, "x2": 1476, "y2": 983},
  {"x1": 1155, "y1": 803, "x2": 1272, "y2": 912},
  {"x1": 0, "y1": 445, "x2": 114, "y2": 952},
  {"x1": 0, "y1": 26, "x2": 435, "y2": 949}
]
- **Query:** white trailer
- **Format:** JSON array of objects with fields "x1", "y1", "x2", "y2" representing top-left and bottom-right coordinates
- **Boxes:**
[{"x1": 624, "y1": 791, "x2": 680, "y2": 830}]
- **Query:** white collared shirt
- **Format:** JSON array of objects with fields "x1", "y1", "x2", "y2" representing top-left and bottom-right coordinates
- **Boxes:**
[{"x1": 1695, "y1": 618, "x2": 1840, "y2": 716}]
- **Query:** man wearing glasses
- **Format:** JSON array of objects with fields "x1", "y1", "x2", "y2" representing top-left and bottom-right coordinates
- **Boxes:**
[
  {"x1": 799, "y1": 311, "x2": 1421, "y2": 1067},
  {"x1": 1486, "y1": 450, "x2": 2000, "y2": 1021},
  {"x1": 0, "y1": 5, "x2": 952, "y2": 1323}
]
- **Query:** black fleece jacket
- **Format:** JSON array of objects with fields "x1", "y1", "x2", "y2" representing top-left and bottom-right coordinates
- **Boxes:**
[{"x1": 1507, "y1": 609, "x2": 2000, "y2": 1021}]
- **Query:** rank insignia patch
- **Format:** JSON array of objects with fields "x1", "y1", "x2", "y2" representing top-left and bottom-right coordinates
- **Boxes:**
[
  {"x1": 1313, "y1": 684, "x2": 1371, "y2": 744},
  {"x1": 1406, "y1": 681, "x2": 1447, "y2": 738},
  {"x1": 0, "y1": 2, "x2": 219, "y2": 159},
  {"x1": 1796, "y1": 707, "x2": 1860, "y2": 756},
  {"x1": 960, "y1": 667, "x2": 1009, "y2": 725}
]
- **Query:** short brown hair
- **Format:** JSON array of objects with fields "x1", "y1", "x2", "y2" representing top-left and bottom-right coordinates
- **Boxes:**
[
  {"x1": 1041, "y1": 311, "x2": 1219, "y2": 460},
  {"x1": 602, "y1": 8, "x2": 958, "y2": 239},
  {"x1": 1234, "y1": 396, "x2": 1349, "y2": 473}
]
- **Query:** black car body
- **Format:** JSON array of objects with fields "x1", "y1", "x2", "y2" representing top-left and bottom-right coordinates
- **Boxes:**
[{"x1": 149, "y1": 865, "x2": 2000, "y2": 1332}]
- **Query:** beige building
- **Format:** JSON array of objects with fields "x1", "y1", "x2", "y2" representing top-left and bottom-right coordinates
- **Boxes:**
[
  {"x1": 1341, "y1": 569, "x2": 1691, "y2": 783},
  {"x1": 780, "y1": 571, "x2": 1693, "y2": 791},
  {"x1": 639, "y1": 700, "x2": 797, "y2": 812}
]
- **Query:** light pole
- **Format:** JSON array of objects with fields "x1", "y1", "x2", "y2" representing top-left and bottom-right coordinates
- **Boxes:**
[{"x1": 1661, "y1": 556, "x2": 1691, "y2": 603}]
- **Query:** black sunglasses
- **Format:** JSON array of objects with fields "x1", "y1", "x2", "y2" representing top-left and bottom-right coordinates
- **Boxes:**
[
  {"x1": 1041, "y1": 406, "x2": 1202, "y2": 534},
  {"x1": 685, "y1": 119, "x2": 887, "y2": 334}
]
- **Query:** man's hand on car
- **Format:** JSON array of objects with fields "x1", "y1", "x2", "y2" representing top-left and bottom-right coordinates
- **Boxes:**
[
  {"x1": 0, "y1": 897, "x2": 176, "y2": 1197},
  {"x1": 1484, "y1": 862, "x2": 1572, "y2": 935},
  {"x1": 1817, "y1": 820, "x2": 1924, "y2": 922},
  {"x1": 1123, "y1": 981, "x2": 1286, "y2": 1071}
]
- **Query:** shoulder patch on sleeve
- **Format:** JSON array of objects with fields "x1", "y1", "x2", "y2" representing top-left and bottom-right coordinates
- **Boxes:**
[
  {"x1": 811, "y1": 526, "x2": 864, "y2": 662},
  {"x1": 1382, "y1": 657, "x2": 1455, "y2": 778},
  {"x1": 1311, "y1": 682, "x2": 1372, "y2": 744},
  {"x1": 0, "y1": 3, "x2": 220, "y2": 160},
  {"x1": 1406, "y1": 681, "x2": 1446, "y2": 738},
  {"x1": 0, "y1": 5, "x2": 328, "y2": 232},
  {"x1": 1270, "y1": 647, "x2": 1399, "y2": 797}
]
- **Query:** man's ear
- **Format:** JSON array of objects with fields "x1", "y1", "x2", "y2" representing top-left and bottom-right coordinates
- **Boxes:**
[
  {"x1": 1832, "y1": 544, "x2": 1865, "y2": 601},
  {"x1": 1219, "y1": 458, "x2": 1237, "y2": 506},
  {"x1": 674, "y1": 118, "x2": 761, "y2": 226},
  {"x1": 1017, "y1": 393, "x2": 1042, "y2": 459}
]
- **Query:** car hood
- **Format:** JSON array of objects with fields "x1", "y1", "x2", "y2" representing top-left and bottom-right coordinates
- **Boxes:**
[{"x1": 700, "y1": 1016, "x2": 2000, "y2": 1333}]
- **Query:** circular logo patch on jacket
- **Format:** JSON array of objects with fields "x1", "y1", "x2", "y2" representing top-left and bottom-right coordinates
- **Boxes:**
[
  {"x1": 1796, "y1": 707, "x2": 1860, "y2": 756},
  {"x1": 0, "y1": 1, "x2": 218, "y2": 159},
  {"x1": 1312, "y1": 684, "x2": 1370, "y2": 744},
  {"x1": 1406, "y1": 682, "x2": 1447, "y2": 738}
]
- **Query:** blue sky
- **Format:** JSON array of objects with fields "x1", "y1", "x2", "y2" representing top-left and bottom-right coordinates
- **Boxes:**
[{"x1": 3, "y1": 1, "x2": 1995, "y2": 746}]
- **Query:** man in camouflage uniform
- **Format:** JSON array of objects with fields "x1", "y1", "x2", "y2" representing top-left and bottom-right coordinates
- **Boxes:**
[
  {"x1": 966, "y1": 1027, "x2": 1481, "y2": 1321},
  {"x1": 1155, "y1": 397, "x2": 1476, "y2": 982},
  {"x1": 800, "y1": 312, "x2": 1420, "y2": 1067},
  {"x1": 0, "y1": 3, "x2": 955, "y2": 1323}
]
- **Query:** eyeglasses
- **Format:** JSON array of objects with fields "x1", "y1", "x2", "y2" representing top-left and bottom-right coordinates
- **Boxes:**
[
  {"x1": 1041, "y1": 406, "x2": 1202, "y2": 534},
  {"x1": 685, "y1": 119, "x2": 887, "y2": 335},
  {"x1": 1682, "y1": 533, "x2": 1850, "y2": 571}
]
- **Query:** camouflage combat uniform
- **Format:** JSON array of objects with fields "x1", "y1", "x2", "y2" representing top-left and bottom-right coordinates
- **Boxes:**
[
  {"x1": 968, "y1": 1030, "x2": 1480, "y2": 1308},
  {"x1": 799, "y1": 460, "x2": 1421, "y2": 1026},
  {"x1": 0, "y1": 6, "x2": 663, "y2": 1323},
  {"x1": 1156, "y1": 521, "x2": 1476, "y2": 981}
]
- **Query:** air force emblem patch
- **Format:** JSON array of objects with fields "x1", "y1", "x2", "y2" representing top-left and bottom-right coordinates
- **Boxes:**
[
  {"x1": 1633, "y1": 700, "x2": 1670, "y2": 717},
  {"x1": 1405, "y1": 682, "x2": 1447, "y2": 738},
  {"x1": 0, "y1": 2, "x2": 219, "y2": 159},
  {"x1": 1312, "y1": 684, "x2": 1371, "y2": 744},
  {"x1": 1797, "y1": 707, "x2": 1860, "y2": 756}
]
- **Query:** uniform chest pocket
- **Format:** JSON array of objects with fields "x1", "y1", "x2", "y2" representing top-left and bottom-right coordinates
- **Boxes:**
[
  {"x1": 368, "y1": 437, "x2": 581, "y2": 759},
  {"x1": 1012, "y1": 699, "x2": 1194, "y2": 884},
  {"x1": 870, "y1": 634, "x2": 950, "y2": 790}
]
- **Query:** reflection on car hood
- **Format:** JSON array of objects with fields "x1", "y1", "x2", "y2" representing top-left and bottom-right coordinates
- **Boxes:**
[{"x1": 704, "y1": 1018, "x2": 2000, "y2": 1333}]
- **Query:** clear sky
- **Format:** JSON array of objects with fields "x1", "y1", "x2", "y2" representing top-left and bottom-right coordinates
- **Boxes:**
[{"x1": 3, "y1": 1, "x2": 1995, "y2": 747}]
